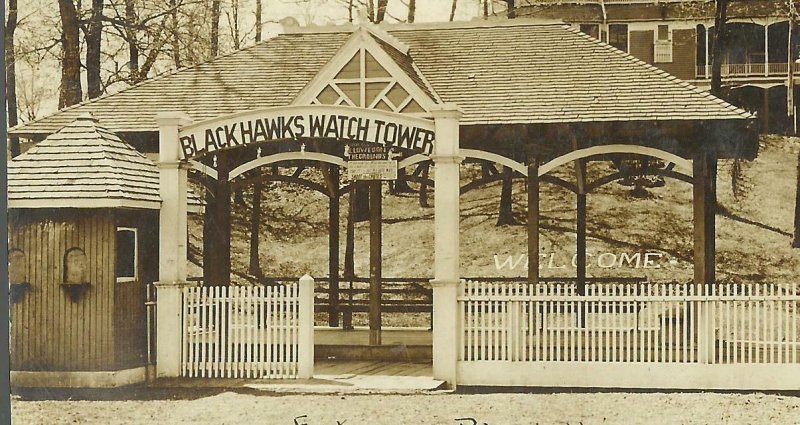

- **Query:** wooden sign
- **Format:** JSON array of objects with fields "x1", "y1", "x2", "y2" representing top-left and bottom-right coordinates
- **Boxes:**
[
  {"x1": 346, "y1": 160, "x2": 398, "y2": 181},
  {"x1": 177, "y1": 105, "x2": 436, "y2": 159}
]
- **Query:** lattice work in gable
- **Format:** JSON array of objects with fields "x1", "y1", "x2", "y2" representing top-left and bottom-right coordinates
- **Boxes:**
[{"x1": 311, "y1": 47, "x2": 428, "y2": 113}]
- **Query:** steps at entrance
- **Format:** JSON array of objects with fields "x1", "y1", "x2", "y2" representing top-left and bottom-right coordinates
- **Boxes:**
[{"x1": 315, "y1": 327, "x2": 431, "y2": 362}]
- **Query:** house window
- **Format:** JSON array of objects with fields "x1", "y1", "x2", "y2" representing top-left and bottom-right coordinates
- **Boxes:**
[
  {"x1": 116, "y1": 228, "x2": 138, "y2": 282},
  {"x1": 655, "y1": 24, "x2": 673, "y2": 63},
  {"x1": 64, "y1": 248, "x2": 88, "y2": 284},
  {"x1": 609, "y1": 24, "x2": 629, "y2": 53},
  {"x1": 579, "y1": 24, "x2": 600, "y2": 40}
]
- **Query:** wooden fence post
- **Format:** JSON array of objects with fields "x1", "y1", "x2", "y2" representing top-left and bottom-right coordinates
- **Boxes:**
[
  {"x1": 155, "y1": 281, "x2": 196, "y2": 378},
  {"x1": 298, "y1": 274, "x2": 315, "y2": 379}
]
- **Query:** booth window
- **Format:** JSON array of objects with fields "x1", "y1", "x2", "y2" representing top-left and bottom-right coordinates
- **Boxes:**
[
  {"x1": 609, "y1": 24, "x2": 629, "y2": 53},
  {"x1": 9, "y1": 249, "x2": 27, "y2": 284},
  {"x1": 116, "y1": 227, "x2": 138, "y2": 282},
  {"x1": 64, "y1": 248, "x2": 88, "y2": 284}
]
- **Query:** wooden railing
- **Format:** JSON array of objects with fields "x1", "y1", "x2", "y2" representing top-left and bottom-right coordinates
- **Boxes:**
[{"x1": 696, "y1": 62, "x2": 800, "y2": 78}]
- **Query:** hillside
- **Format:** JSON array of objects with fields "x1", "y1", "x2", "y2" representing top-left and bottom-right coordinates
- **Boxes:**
[{"x1": 188, "y1": 135, "x2": 800, "y2": 284}]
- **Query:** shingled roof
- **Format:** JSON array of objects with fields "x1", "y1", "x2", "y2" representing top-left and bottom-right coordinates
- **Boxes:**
[
  {"x1": 8, "y1": 114, "x2": 162, "y2": 209},
  {"x1": 9, "y1": 20, "x2": 752, "y2": 137}
]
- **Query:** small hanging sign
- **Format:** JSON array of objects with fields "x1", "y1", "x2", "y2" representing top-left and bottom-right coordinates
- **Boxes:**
[{"x1": 345, "y1": 144, "x2": 398, "y2": 181}]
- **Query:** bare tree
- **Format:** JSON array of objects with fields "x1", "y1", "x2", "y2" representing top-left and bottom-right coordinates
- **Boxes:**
[
  {"x1": 211, "y1": 0, "x2": 220, "y2": 56},
  {"x1": 83, "y1": 0, "x2": 104, "y2": 99},
  {"x1": 375, "y1": 0, "x2": 388, "y2": 23},
  {"x1": 407, "y1": 0, "x2": 415, "y2": 23},
  {"x1": 497, "y1": 166, "x2": 518, "y2": 226},
  {"x1": 710, "y1": 0, "x2": 730, "y2": 96},
  {"x1": 6, "y1": 0, "x2": 20, "y2": 156},
  {"x1": 170, "y1": 0, "x2": 181, "y2": 67},
  {"x1": 58, "y1": 0, "x2": 83, "y2": 108},
  {"x1": 255, "y1": 0, "x2": 263, "y2": 42},
  {"x1": 506, "y1": 0, "x2": 515, "y2": 19},
  {"x1": 449, "y1": 0, "x2": 457, "y2": 21}
]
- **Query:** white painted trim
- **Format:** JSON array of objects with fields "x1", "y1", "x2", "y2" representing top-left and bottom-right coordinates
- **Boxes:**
[
  {"x1": 189, "y1": 160, "x2": 218, "y2": 180},
  {"x1": 11, "y1": 366, "x2": 147, "y2": 388},
  {"x1": 457, "y1": 362, "x2": 800, "y2": 391},
  {"x1": 116, "y1": 227, "x2": 138, "y2": 282},
  {"x1": 539, "y1": 145, "x2": 693, "y2": 176},
  {"x1": 292, "y1": 32, "x2": 365, "y2": 106},
  {"x1": 397, "y1": 153, "x2": 430, "y2": 170},
  {"x1": 461, "y1": 149, "x2": 528, "y2": 176},
  {"x1": 229, "y1": 152, "x2": 347, "y2": 180},
  {"x1": 8, "y1": 198, "x2": 161, "y2": 210}
]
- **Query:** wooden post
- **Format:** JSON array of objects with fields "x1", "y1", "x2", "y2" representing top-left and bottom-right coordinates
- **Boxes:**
[
  {"x1": 155, "y1": 112, "x2": 193, "y2": 378},
  {"x1": 431, "y1": 104, "x2": 462, "y2": 387},
  {"x1": 204, "y1": 154, "x2": 231, "y2": 286},
  {"x1": 328, "y1": 165, "x2": 340, "y2": 327},
  {"x1": 693, "y1": 153, "x2": 716, "y2": 287},
  {"x1": 576, "y1": 193, "x2": 587, "y2": 296},
  {"x1": 369, "y1": 180, "x2": 382, "y2": 345},
  {"x1": 527, "y1": 155, "x2": 540, "y2": 285},
  {"x1": 298, "y1": 274, "x2": 315, "y2": 379},
  {"x1": 693, "y1": 152, "x2": 717, "y2": 363}
]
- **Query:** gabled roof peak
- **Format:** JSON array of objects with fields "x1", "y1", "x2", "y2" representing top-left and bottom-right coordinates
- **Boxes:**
[{"x1": 355, "y1": 23, "x2": 409, "y2": 55}]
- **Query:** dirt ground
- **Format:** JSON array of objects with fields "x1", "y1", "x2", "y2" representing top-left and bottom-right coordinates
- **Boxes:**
[{"x1": 10, "y1": 390, "x2": 800, "y2": 424}]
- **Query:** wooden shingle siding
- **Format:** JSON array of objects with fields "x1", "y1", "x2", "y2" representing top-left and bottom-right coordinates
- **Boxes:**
[
  {"x1": 9, "y1": 210, "x2": 116, "y2": 371},
  {"x1": 630, "y1": 30, "x2": 655, "y2": 65},
  {"x1": 8, "y1": 115, "x2": 161, "y2": 209},
  {"x1": 656, "y1": 29, "x2": 696, "y2": 82}
]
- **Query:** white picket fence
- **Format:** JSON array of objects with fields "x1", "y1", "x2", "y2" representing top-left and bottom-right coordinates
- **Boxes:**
[
  {"x1": 180, "y1": 277, "x2": 314, "y2": 379},
  {"x1": 457, "y1": 281, "x2": 800, "y2": 389}
]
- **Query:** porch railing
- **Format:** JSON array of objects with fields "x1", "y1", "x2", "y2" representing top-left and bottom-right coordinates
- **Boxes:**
[{"x1": 696, "y1": 62, "x2": 800, "y2": 78}]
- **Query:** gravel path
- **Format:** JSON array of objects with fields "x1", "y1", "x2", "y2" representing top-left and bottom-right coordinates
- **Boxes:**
[{"x1": 11, "y1": 391, "x2": 800, "y2": 424}]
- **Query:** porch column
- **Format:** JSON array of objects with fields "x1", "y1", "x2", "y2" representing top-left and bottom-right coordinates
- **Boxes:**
[
  {"x1": 430, "y1": 104, "x2": 462, "y2": 387},
  {"x1": 156, "y1": 112, "x2": 194, "y2": 378},
  {"x1": 693, "y1": 152, "x2": 717, "y2": 363},
  {"x1": 765, "y1": 24, "x2": 770, "y2": 76}
]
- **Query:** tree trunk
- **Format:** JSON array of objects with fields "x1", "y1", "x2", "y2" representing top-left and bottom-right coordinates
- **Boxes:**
[
  {"x1": 86, "y1": 0, "x2": 104, "y2": 99},
  {"x1": 125, "y1": 0, "x2": 139, "y2": 78},
  {"x1": 170, "y1": 0, "x2": 181, "y2": 67},
  {"x1": 506, "y1": 0, "x2": 516, "y2": 19},
  {"x1": 211, "y1": 0, "x2": 220, "y2": 57},
  {"x1": 483, "y1": 0, "x2": 489, "y2": 19},
  {"x1": 255, "y1": 0, "x2": 262, "y2": 42},
  {"x1": 449, "y1": 0, "x2": 457, "y2": 21},
  {"x1": 347, "y1": 0, "x2": 354, "y2": 23},
  {"x1": 248, "y1": 180, "x2": 263, "y2": 277},
  {"x1": 6, "y1": 0, "x2": 20, "y2": 157},
  {"x1": 375, "y1": 0, "x2": 387, "y2": 24},
  {"x1": 352, "y1": 182, "x2": 370, "y2": 222},
  {"x1": 58, "y1": 0, "x2": 82, "y2": 108},
  {"x1": 419, "y1": 162, "x2": 430, "y2": 208},
  {"x1": 344, "y1": 191, "x2": 356, "y2": 278},
  {"x1": 793, "y1": 151, "x2": 800, "y2": 248},
  {"x1": 710, "y1": 0, "x2": 729, "y2": 97},
  {"x1": 407, "y1": 0, "x2": 415, "y2": 23},
  {"x1": 497, "y1": 166, "x2": 518, "y2": 225}
]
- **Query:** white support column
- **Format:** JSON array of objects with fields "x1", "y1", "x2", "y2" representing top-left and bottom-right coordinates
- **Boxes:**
[
  {"x1": 298, "y1": 274, "x2": 315, "y2": 379},
  {"x1": 156, "y1": 112, "x2": 194, "y2": 378},
  {"x1": 430, "y1": 104, "x2": 463, "y2": 388},
  {"x1": 765, "y1": 24, "x2": 770, "y2": 76},
  {"x1": 706, "y1": 26, "x2": 711, "y2": 78}
]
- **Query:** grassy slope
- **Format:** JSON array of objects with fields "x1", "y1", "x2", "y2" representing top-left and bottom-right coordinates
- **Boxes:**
[{"x1": 188, "y1": 135, "x2": 800, "y2": 284}]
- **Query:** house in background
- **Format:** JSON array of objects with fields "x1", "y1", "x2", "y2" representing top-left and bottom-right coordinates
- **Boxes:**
[{"x1": 517, "y1": 0, "x2": 799, "y2": 133}]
